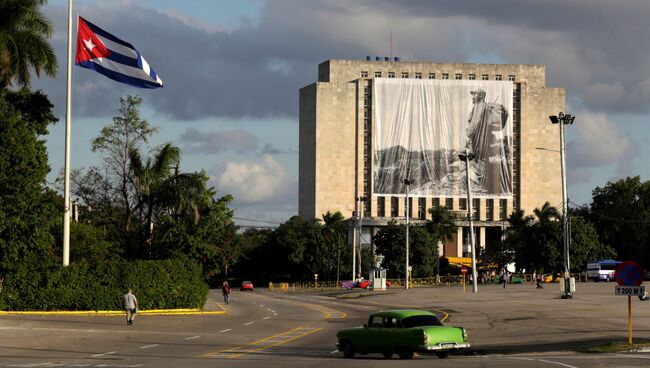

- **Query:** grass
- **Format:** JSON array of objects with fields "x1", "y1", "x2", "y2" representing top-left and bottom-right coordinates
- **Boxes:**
[{"x1": 587, "y1": 340, "x2": 650, "y2": 353}]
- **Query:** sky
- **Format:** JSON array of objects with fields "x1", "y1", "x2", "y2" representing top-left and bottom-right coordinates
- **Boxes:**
[{"x1": 34, "y1": 0, "x2": 650, "y2": 227}]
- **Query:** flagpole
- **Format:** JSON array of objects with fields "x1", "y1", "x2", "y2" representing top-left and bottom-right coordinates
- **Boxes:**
[{"x1": 62, "y1": 0, "x2": 73, "y2": 266}]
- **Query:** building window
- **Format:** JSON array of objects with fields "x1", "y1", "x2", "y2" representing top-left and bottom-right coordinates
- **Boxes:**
[
  {"x1": 508, "y1": 75, "x2": 516, "y2": 81},
  {"x1": 415, "y1": 72, "x2": 422, "y2": 79},
  {"x1": 405, "y1": 197, "x2": 413, "y2": 218},
  {"x1": 445, "y1": 197, "x2": 453, "y2": 209},
  {"x1": 473, "y1": 199, "x2": 480, "y2": 220},
  {"x1": 442, "y1": 73, "x2": 449, "y2": 80},
  {"x1": 401, "y1": 72, "x2": 409, "y2": 78},
  {"x1": 433, "y1": 197, "x2": 440, "y2": 208},
  {"x1": 486, "y1": 199, "x2": 494, "y2": 221},
  {"x1": 418, "y1": 198, "x2": 426, "y2": 219},
  {"x1": 361, "y1": 71, "x2": 368, "y2": 78},
  {"x1": 500, "y1": 199, "x2": 508, "y2": 220},
  {"x1": 455, "y1": 73, "x2": 462, "y2": 80},
  {"x1": 378, "y1": 197, "x2": 385, "y2": 217},
  {"x1": 374, "y1": 71, "x2": 382, "y2": 78},
  {"x1": 388, "y1": 72, "x2": 395, "y2": 78},
  {"x1": 428, "y1": 73, "x2": 435, "y2": 79},
  {"x1": 495, "y1": 74, "x2": 502, "y2": 81},
  {"x1": 391, "y1": 197, "x2": 399, "y2": 217},
  {"x1": 459, "y1": 198, "x2": 467, "y2": 210},
  {"x1": 469, "y1": 73, "x2": 476, "y2": 80},
  {"x1": 481, "y1": 74, "x2": 489, "y2": 80}
]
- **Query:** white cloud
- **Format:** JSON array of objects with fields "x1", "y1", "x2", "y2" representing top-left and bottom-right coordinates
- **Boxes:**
[
  {"x1": 215, "y1": 155, "x2": 291, "y2": 203},
  {"x1": 568, "y1": 112, "x2": 637, "y2": 167}
]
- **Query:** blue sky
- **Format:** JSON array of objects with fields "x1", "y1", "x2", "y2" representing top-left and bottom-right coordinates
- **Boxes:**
[{"x1": 35, "y1": 0, "x2": 650, "y2": 226}]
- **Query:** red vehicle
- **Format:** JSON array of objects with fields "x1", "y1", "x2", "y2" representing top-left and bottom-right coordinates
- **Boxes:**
[{"x1": 240, "y1": 281, "x2": 254, "y2": 291}]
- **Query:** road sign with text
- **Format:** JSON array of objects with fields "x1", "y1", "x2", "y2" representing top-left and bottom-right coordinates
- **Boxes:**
[{"x1": 615, "y1": 285, "x2": 646, "y2": 296}]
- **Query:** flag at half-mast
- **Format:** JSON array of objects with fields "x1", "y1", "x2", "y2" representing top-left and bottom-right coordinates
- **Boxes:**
[{"x1": 75, "y1": 16, "x2": 163, "y2": 88}]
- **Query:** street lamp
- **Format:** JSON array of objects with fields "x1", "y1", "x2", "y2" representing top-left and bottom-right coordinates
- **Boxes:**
[
  {"x1": 402, "y1": 178, "x2": 414, "y2": 289},
  {"x1": 355, "y1": 196, "x2": 366, "y2": 279},
  {"x1": 458, "y1": 148, "x2": 478, "y2": 293},
  {"x1": 549, "y1": 112, "x2": 575, "y2": 299}
]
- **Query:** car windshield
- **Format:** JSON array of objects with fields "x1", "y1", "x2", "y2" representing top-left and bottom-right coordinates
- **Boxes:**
[{"x1": 401, "y1": 315, "x2": 443, "y2": 328}]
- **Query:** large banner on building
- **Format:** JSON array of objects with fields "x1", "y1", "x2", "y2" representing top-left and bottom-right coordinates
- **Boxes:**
[{"x1": 373, "y1": 78, "x2": 513, "y2": 197}]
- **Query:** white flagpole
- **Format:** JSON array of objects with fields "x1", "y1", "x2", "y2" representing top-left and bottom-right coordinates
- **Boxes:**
[{"x1": 62, "y1": 0, "x2": 73, "y2": 266}]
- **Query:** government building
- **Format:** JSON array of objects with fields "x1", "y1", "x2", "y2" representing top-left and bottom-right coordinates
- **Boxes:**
[{"x1": 299, "y1": 58, "x2": 565, "y2": 261}]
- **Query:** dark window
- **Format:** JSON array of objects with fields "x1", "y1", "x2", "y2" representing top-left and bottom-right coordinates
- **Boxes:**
[
  {"x1": 495, "y1": 74, "x2": 502, "y2": 81},
  {"x1": 377, "y1": 197, "x2": 385, "y2": 217},
  {"x1": 418, "y1": 197, "x2": 426, "y2": 219},
  {"x1": 500, "y1": 199, "x2": 508, "y2": 220},
  {"x1": 459, "y1": 198, "x2": 467, "y2": 210},
  {"x1": 433, "y1": 197, "x2": 440, "y2": 208},
  {"x1": 415, "y1": 73, "x2": 422, "y2": 79},
  {"x1": 391, "y1": 197, "x2": 399, "y2": 217},
  {"x1": 401, "y1": 315, "x2": 443, "y2": 328},
  {"x1": 361, "y1": 71, "x2": 368, "y2": 78},
  {"x1": 473, "y1": 199, "x2": 480, "y2": 220},
  {"x1": 428, "y1": 73, "x2": 435, "y2": 79},
  {"x1": 388, "y1": 72, "x2": 395, "y2": 78},
  {"x1": 401, "y1": 72, "x2": 409, "y2": 78},
  {"x1": 455, "y1": 73, "x2": 462, "y2": 80},
  {"x1": 442, "y1": 73, "x2": 449, "y2": 79},
  {"x1": 481, "y1": 74, "x2": 489, "y2": 80},
  {"x1": 486, "y1": 199, "x2": 494, "y2": 221},
  {"x1": 508, "y1": 75, "x2": 516, "y2": 81},
  {"x1": 405, "y1": 197, "x2": 413, "y2": 218},
  {"x1": 468, "y1": 74, "x2": 476, "y2": 80},
  {"x1": 445, "y1": 198, "x2": 453, "y2": 209},
  {"x1": 374, "y1": 71, "x2": 381, "y2": 78}
]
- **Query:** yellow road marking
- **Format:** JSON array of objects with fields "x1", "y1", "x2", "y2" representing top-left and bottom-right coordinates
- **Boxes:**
[
  {"x1": 302, "y1": 303, "x2": 347, "y2": 319},
  {"x1": 201, "y1": 326, "x2": 322, "y2": 358}
]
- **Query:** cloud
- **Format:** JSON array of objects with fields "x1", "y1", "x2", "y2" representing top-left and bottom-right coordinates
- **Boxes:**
[
  {"x1": 567, "y1": 112, "x2": 637, "y2": 168},
  {"x1": 179, "y1": 128, "x2": 258, "y2": 154},
  {"x1": 260, "y1": 143, "x2": 296, "y2": 155},
  {"x1": 213, "y1": 155, "x2": 294, "y2": 204}
]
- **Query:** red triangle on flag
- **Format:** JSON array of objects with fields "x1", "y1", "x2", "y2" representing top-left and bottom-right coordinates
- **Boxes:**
[{"x1": 75, "y1": 17, "x2": 111, "y2": 64}]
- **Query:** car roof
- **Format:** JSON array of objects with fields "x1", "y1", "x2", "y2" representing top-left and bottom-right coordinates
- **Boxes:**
[{"x1": 370, "y1": 309, "x2": 436, "y2": 319}]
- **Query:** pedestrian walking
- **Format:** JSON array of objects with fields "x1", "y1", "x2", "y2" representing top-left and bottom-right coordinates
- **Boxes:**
[
  {"x1": 502, "y1": 271, "x2": 509, "y2": 289},
  {"x1": 123, "y1": 288, "x2": 138, "y2": 325},
  {"x1": 222, "y1": 281, "x2": 232, "y2": 305},
  {"x1": 536, "y1": 273, "x2": 544, "y2": 289}
]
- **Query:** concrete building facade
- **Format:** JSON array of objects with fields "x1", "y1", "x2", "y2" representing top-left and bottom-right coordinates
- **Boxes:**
[{"x1": 299, "y1": 58, "x2": 565, "y2": 259}]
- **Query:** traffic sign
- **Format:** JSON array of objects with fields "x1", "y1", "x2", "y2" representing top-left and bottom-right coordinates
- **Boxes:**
[
  {"x1": 615, "y1": 285, "x2": 646, "y2": 296},
  {"x1": 460, "y1": 266, "x2": 468, "y2": 275},
  {"x1": 615, "y1": 261, "x2": 644, "y2": 286}
]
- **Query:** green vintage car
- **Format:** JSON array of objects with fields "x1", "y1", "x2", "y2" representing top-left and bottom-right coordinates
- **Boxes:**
[{"x1": 336, "y1": 309, "x2": 469, "y2": 359}]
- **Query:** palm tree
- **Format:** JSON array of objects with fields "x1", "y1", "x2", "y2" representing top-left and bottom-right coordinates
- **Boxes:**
[
  {"x1": 534, "y1": 201, "x2": 561, "y2": 223},
  {"x1": 321, "y1": 211, "x2": 345, "y2": 284},
  {"x1": 129, "y1": 143, "x2": 209, "y2": 255},
  {"x1": 426, "y1": 206, "x2": 458, "y2": 279},
  {"x1": 0, "y1": 0, "x2": 57, "y2": 88}
]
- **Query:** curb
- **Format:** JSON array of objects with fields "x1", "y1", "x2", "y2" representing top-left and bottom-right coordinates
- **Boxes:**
[{"x1": 0, "y1": 308, "x2": 226, "y2": 316}]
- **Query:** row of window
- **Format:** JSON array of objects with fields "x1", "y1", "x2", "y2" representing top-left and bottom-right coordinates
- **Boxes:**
[
  {"x1": 360, "y1": 71, "x2": 516, "y2": 81},
  {"x1": 375, "y1": 197, "x2": 509, "y2": 221}
]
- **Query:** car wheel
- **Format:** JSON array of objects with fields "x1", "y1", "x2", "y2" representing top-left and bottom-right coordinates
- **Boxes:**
[
  {"x1": 382, "y1": 352, "x2": 393, "y2": 359},
  {"x1": 398, "y1": 348, "x2": 414, "y2": 359},
  {"x1": 436, "y1": 351, "x2": 449, "y2": 359},
  {"x1": 341, "y1": 340, "x2": 355, "y2": 359},
  {"x1": 346, "y1": 287, "x2": 351, "y2": 290}
]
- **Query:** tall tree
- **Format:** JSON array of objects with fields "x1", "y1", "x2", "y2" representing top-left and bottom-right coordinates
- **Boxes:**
[
  {"x1": 426, "y1": 205, "x2": 457, "y2": 275},
  {"x1": 321, "y1": 211, "x2": 346, "y2": 283},
  {"x1": 0, "y1": 0, "x2": 57, "y2": 88}
]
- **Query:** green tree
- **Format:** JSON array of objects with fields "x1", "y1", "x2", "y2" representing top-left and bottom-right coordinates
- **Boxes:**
[
  {"x1": 321, "y1": 211, "x2": 346, "y2": 283},
  {"x1": 426, "y1": 205, "x2": 457, "y2": 276},
  {"x1": 0, "y1": 89, "x2": 58, "y2": 269},
  {"x1": 373, "y1": 222, "x2": 437, "y2": 279},
  {"x1": 568, "y1": 213, "x2": 616, "y2": 271},
  {"x1": 0, "y1": 0, "x2": 57, "y2": 88}
]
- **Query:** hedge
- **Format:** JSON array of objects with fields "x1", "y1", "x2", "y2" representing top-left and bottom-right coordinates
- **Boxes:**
[{"x1": 0, "y1": 259, "x2": 209, "y2": 311}]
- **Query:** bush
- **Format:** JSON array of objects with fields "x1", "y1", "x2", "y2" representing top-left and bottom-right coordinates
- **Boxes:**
[{"x1": 0, "y1": 259, "x2": 208, "y2": 311}]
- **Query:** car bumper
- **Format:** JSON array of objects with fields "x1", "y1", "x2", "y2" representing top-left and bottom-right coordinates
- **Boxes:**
[{"x1": 418, "y1": 342, "x2": 471, "y2": 351}]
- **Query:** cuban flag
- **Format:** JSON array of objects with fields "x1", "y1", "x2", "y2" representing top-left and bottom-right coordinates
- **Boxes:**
[{"x1": 75, "y1": 16, "x2": 163, "y2": 89}]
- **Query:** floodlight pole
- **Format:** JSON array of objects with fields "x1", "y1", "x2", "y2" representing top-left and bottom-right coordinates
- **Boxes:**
[
  {"x1": 458, "y1": 148, "x2": 478, "y2": 293},
  {"x1": 549, "y1": 112, "x2": 575, "y2": 299},
  {"x1": 402, "y1": 179, "x2": 414, "y2": 289}
]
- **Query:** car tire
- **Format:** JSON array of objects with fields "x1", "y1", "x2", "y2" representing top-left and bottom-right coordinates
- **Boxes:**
[
  {"x1": 382, "y1": 352, "x2": 393, "y2": 359},
  {"x1": 398, "y1": 348, "x2": 414, "y2": 359},
  {"x1": 341, "y1": 340, "x2": 355, "y2": 359},
  {"x1": 436, "y1": 351, "x2": 449, "y2": 359}
]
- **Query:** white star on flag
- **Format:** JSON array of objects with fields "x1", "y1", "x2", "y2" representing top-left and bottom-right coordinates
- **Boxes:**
[{"x1": 83, "y1": 38, "x2": 95, "y2": 51}]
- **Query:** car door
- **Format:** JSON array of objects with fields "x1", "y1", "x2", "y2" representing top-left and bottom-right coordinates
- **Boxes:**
[
  {"x1": 380, "y1": 315, "x2": 400, "y2": 352},
  {"x1": 356, "y1": 315, "x2": 383, "y2": 353}
]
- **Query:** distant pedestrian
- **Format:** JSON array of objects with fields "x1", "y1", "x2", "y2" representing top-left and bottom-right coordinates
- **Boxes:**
[
  {"x1": 222, "y1": 281, "x2": 232, "y2": 305},
  {"x1": 536, "y1": 274, "x2": 544, "y2": 289},
  {"x1": 123, "y1": 288, "x2": 138, "y2": 325},
  {"x1": 502, "y1": 271, "x2": 509, "y2": 289}
]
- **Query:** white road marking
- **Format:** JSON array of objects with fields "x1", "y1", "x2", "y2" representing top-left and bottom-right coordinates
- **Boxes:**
[
  {"x1": 185, "y1": 335, "x2": 200, "y2": 340},
  {"x1": 612, "y1": 353, "x2": 650, "y2": 360},
  {"x1": 244, "y1": 321, "x2": 255, "y2": 326},
  {"x1": 330, "y1": 350, "x2": 339, "y2": 354},
  {"x1": 91, "y1": 351, "x2": 116, "y2": 357},
  {"x1": 219, "y1": 329, "x2": 232, "y2": 333},
  {"x1": 509, "y1": 357, "x2": 579, "y2": 368},
  {"x1": 139, "y1": 344, "x2": 158, "y2": 349},
  {"x1": 264, "y1": 316, "x2": 271, "y2": 320}
]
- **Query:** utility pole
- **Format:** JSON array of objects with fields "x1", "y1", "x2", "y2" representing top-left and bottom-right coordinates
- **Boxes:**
[
  {"x1": 402, "y1": 179, "x2": 414, "y2": 289},
  {"x1": 458, "y1": 149, "x2": 478, "y2": 293}
]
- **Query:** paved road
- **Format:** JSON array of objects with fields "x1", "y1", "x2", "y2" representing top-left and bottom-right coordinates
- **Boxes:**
[{"x1": 1, "y1": 283, "x2": 649, "y2": 367}]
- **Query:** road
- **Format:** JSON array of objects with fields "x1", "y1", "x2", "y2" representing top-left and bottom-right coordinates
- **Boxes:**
[{"x1": 1, "y1": 283, "x2": 649, "y2": 367}]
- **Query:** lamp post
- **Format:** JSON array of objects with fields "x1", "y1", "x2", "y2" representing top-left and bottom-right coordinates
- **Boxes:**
[
  {"x1": 356, "y1": 196, "x2": 366, "y2": 279},
  {"x1": 458, "y1": 148, "x2": 478, "y2": 293},
  {"x1": 402, "y1": 178, "x2": 414, "y2": 289},
  {"x1": 549, "y1": 112, "x2": 575, "y2": 299}
]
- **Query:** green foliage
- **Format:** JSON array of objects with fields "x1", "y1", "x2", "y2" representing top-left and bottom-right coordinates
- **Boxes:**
[
  {"x1": 0, "y1": 0, "x2": 57, "y2": 88},
  {"x1": 0, "y1": 259, "x2": 208, "y2": 310},
  {"x1": 373, "y1": 221, "x2": 437, "y2": 278},
  {"x1": 0, "y1": 89, "x2": 58, "y2": 270}
]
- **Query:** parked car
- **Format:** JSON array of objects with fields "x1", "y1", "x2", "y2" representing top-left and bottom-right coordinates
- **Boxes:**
[
  {"x1": 240, "y1": 281, "x2": 254, "y2": 291},
  {"x1": 336, "y1": 309, "x2": 469, "y2": 359}
]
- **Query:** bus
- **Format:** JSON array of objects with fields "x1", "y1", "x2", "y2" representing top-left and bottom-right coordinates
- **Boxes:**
[{"x1": 586, "y1": 260, "x2": 621, "y2": 282}]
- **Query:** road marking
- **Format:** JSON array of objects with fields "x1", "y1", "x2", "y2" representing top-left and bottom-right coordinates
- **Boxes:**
[
  {"x1": 185, "y1": 335, "x2": 200, "y2": 340},
  {"x1": 303, "y1": 303, "x2": 346, "y2": 318},
  {"x1": 139, "y1": 344, "x2": 159, "y2": 349},
  {"x1": 91, "y1": 351, "x2": 116, "y2": 357},
  {"x1": 612, "y1": 353, "x2": 650, "y2": 360},
  {"x1": 330, "y1": 350, "x2": 339, "y2": 354},
  {"x1": 263, "y1": 316, "x2": 270, "y2": 320},
  {"x1": 244, "y1": 321, "x2": 255, "y2": 326},
  {"x1": 509, "y1": 357, "x2": 579, "y2": 368},
  {"x1": 201, "y1": 326, "x2": 321, "y2": 358},
  {"x1": 219, "y1": 329, "x2": 231, "y2": 333}
]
